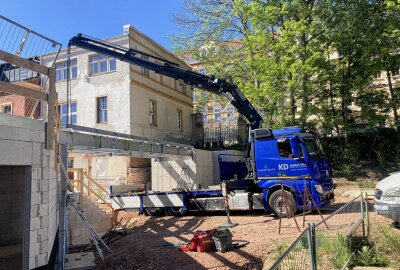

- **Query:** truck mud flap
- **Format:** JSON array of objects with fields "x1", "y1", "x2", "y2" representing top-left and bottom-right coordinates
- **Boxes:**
[{"x1": 251, "y1": 193, "x2": 264, "y2": 210}]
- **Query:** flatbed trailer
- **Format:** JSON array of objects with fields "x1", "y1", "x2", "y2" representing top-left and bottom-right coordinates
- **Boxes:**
[{"x1": 109, "y1": 178, "x2": 334, "y2": 217}]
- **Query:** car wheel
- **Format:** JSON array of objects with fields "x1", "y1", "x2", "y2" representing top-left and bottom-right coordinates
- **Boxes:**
[{"x1": 268, "y1": 190, "x2": 297, "y2": 218}]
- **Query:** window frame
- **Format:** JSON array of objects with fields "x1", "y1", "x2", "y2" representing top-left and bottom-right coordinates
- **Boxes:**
[
  {"x1": 55, "y1": 59, "x2": 77, "y2": 82},
  {"x1": 149, "y1": 99, "x2": 157, "y2": 126},
  {"x1": 177, "y1": 109, "x2": 183, "y2": 132},
  {"x1": 277, "y1": 138, "x2": 293, "y2": 158},
  {"x1": 96, "y1": 96, "x2": 108, "y2": 124},
  {"x1": 0, "y1": 103, "x2": 12, "y2": 114},
  {"x1": 89, "y1": 54, "x2": 117, "y2": 76},
  {"x1": 58, "y1": 102, "x2": 77, "y2": 127}
]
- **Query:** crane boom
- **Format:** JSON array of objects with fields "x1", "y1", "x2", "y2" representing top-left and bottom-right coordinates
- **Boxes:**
[{"x1": 68, "y1": 34, "x2": 263, "y2": 129}]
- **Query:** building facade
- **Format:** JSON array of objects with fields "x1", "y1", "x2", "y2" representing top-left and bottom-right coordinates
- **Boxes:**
[
  {"x1": 43, "y1": 25, "x2": 193, "y2": 144},
  {"x1": 41, "y1": 25, "x2": 194, "y2": 187}
]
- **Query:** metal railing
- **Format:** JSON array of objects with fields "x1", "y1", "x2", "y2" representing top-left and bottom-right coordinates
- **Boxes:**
[
  {"x1": 270, "y1": 193, "x2": 369, "y2": 270},
  {"x1": 0, "y1": 14, "x2": 61, "y2": 119},
  {"x1": 204, "y1": 126, "x2": 247, "y2": 147}
]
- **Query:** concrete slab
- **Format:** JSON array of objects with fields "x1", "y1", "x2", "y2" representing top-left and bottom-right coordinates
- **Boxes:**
[
  {"x1": 65, "y1": 252, "x2": 96, "y2": 270},
  {"x1": 0, "y1": 114, "x2": 44, "y2": 131},
  {"x1": 342, "y1": 189, "x2": 375, "y2": 198}
]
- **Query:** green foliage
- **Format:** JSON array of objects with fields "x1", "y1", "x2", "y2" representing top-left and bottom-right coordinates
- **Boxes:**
[
  {"x1": 330, "y1": 234, "x2": 352, "y2": 269},
  {"x1": 273, "y1": 242, "x2": 288, "y2": 260},
  {"x1": 371, "y1": 225, "x2": 400, "y2": 267},
  {"x1": 172, "y1": 0, "x2": 400, "y2": 142},
  {"x1": 355, "y1": 245, "x2": 388, "y2": 266},
  {"x1": 357, "y1": 180, "x2": 376, "y2": 189}
]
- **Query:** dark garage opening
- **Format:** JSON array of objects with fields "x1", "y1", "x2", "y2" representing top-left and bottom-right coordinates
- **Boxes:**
[{"x1": 0, "y1": 166, "x2": 30, "y2": 270}]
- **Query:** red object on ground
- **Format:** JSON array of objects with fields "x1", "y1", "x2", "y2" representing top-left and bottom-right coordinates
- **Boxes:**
[
  {"x1": 179, "y1": 230, "x2": 215, "y2": 252},
  {"x1": 196, "y1": 232, "x2": 213, "y2": 252}
]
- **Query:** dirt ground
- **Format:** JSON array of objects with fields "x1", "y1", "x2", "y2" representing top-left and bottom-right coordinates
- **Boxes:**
[{"x1": 94, "y1": 185, "x2": 392, "y2": 270}]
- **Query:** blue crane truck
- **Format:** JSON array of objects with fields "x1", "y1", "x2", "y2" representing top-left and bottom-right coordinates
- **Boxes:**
[{"x1": 68, "y1": 34, "x2": 335, "y2": 217}]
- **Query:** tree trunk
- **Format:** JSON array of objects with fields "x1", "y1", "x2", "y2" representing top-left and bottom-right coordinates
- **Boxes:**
[
  {"x1": 290, "y1": 92, "x2": 296, "y2": 126},
  {"x1": 386, "y1": 70, "x2": 398, "y2": 128}
]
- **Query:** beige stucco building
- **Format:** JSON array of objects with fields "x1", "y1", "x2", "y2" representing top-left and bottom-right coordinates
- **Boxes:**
[{"x1": 42, "y1": 25, "x2": 194, "y2": 187}]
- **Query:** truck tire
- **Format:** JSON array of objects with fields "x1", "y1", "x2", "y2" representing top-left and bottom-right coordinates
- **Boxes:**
[
  {"x1": 268, "y1": 190, "x2": 297, "y2": 218},
  {"x1": 167, "y1": 207, "x2": 187, "y2": 217},
  {"x1": 145, "y1": 207, "x2": 164, "y2": 216}
]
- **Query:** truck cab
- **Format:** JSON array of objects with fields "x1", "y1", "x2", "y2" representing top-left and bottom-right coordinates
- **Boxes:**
[{"x1": 252, "y1": 128, "x2": 334, "y2": 216}]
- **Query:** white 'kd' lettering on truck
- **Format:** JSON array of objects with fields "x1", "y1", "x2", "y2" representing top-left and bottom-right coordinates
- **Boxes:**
[{"x1": 278, "y1": 164, "x2": 289, "y2": 170}]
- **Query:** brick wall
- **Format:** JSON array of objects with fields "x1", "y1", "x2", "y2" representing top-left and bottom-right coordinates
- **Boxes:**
[{"x1": 0, "y1": 94, "x2": 40, "y2": 118}]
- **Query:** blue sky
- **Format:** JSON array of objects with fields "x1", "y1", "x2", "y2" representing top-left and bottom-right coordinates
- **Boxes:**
[{"x1": 2, "y1": 0, "x2": 183, "y2": 50}]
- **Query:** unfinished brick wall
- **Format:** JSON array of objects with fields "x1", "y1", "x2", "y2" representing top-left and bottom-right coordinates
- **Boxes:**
[{"x1": 0, "y1": 114, "x2": 59, "y2": 269}]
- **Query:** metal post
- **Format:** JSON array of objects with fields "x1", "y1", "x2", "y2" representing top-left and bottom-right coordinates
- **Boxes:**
[
  {"x1": 57, "y1": 144, "x2": 68, "y2": 269},
  {"x1": 360, "y1": 192, "x2": 366, "y2": 238},
  {"x1": 307, "y1": 223, "x2": 317, "y2": 270},
  {"x1": 365, "y1": 194, "x2": 370, "y2": 236}
]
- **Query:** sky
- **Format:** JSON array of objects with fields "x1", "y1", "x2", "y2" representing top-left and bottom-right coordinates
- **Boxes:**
[{"x1": 2, "y1": 0, "x2": 183, "y2": 50}]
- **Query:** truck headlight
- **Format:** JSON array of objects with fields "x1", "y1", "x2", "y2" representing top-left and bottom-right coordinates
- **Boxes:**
[
  {"x1": 382, "y1": 187, "x2": 400, "y2": 201},
  {"x1": 314, "y1": 184, "x2": 324, "y2": 194}
]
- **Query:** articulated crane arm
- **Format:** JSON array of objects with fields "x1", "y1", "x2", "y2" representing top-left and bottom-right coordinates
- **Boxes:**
[{"x1": 68, "y1": 34, "x2": 263, "y2": 130}]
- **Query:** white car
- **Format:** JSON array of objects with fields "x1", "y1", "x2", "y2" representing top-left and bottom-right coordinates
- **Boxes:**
[{"x1": 374, "y1": 172, "x2": 400, "y2": 223}]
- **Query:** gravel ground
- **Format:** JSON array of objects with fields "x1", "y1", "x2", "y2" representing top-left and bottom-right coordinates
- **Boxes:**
[{"x1": 94, "y1": 185, "x2": 391, "y2": 270}]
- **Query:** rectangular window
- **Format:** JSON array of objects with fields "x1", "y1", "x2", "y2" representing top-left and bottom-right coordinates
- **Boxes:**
[
  {"x1": 89, "y1": 54, "x2": 116, "y2": 75},
  {"x1": 58, "y1": 103, "x2": 77, "y2": 127},
  {"x1": 141, "y1": 55, "x2": 149, "y2": 76},
  {"x1": 149, "y1": 100, "x2": 157, "y2": 126},
  {"x1": 56, "y1": 59, "x2": 77, "y2": 82},
  {"x1": 374, "y1": 71, "x2": 382, "y2": 79},
  {"x1": 0, "y1": 103, "x2": 12, "y2": 114},
  {"x1": 97, "y1": 97, "x2": 108, "y2": 123},
  {"x1": 277, "y1": 138, "x2": 292, "y2": 158},
  {"x1": 177, "y1": 109, "x2": 183, "y2": 132}
]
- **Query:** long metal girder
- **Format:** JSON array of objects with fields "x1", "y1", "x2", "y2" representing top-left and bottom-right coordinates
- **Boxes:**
[
  {"x1": 68, "y1": 34, "x2": 263, "y2": 129},
  {"x1": 59, "y1": 125, "x2": 193, "y2": 157}
]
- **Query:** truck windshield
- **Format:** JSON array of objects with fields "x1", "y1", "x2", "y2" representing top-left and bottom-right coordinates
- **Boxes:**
[{"x1": 301, "y1": 135, "x2": 325, "y2": 159}]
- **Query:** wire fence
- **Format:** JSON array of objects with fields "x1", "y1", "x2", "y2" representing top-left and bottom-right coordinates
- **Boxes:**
[
  {"x1": 269, "y1": 228, "x2": 314, "y2": 270},
  {"x1": 0, "y1": 14, "x2": 61, "y2": 118},
  {"x1": 270, "y1": 193, "x2": 369, "y2": 270}
]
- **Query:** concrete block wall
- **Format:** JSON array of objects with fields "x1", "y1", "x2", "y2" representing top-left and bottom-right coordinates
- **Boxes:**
[{"x1": 0, "y1": 114, "x2": 59, "y2": 269}]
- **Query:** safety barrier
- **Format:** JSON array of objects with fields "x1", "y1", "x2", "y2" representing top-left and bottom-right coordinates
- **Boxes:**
[{"x1": 270, "y1": 193, "x2": 369, "y2": 270}]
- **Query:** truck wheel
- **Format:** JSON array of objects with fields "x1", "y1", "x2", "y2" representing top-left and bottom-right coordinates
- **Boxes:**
[
  {"x1": 167, "y1": 207, "x2": 187, "y2": 217},
  {"x1": 145, "y1": 207, "x2": 164, "y2": 216},
  {"x1": 268, "y1": 190, "x2": 297, "y2": 218}
]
